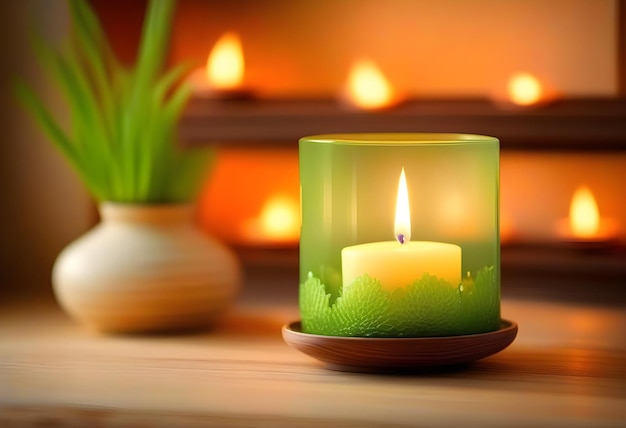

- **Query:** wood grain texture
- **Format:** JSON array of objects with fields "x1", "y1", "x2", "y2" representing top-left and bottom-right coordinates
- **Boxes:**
[
  {"x1": 282, "y1": 320, "x2": 518, "y2": 372},
  {"x1": 0, "y1": 298, "x2": 625, "y2": 427}
]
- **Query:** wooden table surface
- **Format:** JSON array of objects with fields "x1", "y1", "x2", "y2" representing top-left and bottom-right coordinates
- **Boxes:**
[{"x1": 1, "y1": 290, "x2": 625, "y2": 427}]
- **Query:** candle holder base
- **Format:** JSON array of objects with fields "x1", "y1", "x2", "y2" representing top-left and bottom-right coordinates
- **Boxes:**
[{"x1": 282, "y1": 319, "x2": 517, "y2": 373}]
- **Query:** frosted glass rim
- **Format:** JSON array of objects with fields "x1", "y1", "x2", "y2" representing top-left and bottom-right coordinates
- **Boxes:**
[{"x1": 300, "y1": 133, "x2": 499, "y2": 146}]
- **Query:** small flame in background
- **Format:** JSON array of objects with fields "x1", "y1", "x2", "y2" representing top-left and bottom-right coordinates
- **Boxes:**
[
  {"x1": 206, "y1": 32, "x2": 244, "y2": 89},
  {"x1": 259, "y1": 195, "x2": 300, "y2": 240},
  {"x1": 507, "y1": 72, "x2": 543, "y2": 106},
  {"x1": 240, "y1": 195, "x2": 300, "y2": 244},
  {"x1": 569, "y1": 186, "x2": 600, "y2": 238},
  {"x1": 346, "y1": 60, "x2": 394, "y2": 109}
]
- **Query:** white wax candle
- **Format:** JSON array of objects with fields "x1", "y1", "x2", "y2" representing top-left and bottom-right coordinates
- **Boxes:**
[{"x1": 341, "y1": 241, "x2": 462, "y2": 291}]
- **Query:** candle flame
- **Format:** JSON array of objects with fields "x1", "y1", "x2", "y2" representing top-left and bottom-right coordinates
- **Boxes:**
[
  {"x1": 507, "y1": 72, "x2": 542, "y2": 106},
  {"x1": 346, "y1": 60, "x2": 394, "y2": 110},
  {"x1": 259, "y1": 195, "x2": 300, "y2": 240},
  {"x1": 569, "y1": 186, "x2": 600, "y2": 238},
  {"x1": 394, "y1": 168, "x2": 411, "y2": 244},
  {"x1": 206, "y1": 32, "x2": 244, "y2": 89}
]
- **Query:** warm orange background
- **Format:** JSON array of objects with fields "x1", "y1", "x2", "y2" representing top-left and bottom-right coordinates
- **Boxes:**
[
  {"x1": 88, "y1": 0, "x2": 623, "y2": 246},
  {"x1": 92, "y1": 0, "x2": 617, "y2": 98},
  {"x1": 197, "y1": 148, "x2": 299, "y2": 245}
]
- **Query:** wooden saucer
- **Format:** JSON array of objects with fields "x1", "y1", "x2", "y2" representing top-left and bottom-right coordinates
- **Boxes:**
[{"x1": 282, "y1": 319, "x2": 518, "y2": 372}]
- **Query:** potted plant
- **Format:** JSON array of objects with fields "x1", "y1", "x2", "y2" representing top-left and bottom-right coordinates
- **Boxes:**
[{"x1": 15, "y1": 0, "x2": 240, "y2": 332}]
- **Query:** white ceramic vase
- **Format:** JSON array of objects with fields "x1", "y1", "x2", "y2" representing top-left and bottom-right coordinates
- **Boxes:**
[{"x1": 52, "y1": 203, "x2": 240, "y2": 333}]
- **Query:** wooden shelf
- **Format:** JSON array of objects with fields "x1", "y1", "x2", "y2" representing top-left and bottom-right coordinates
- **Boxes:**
[
  {"x1": 500, "y1": 244, "x2": 626, "y2": 305},
  {"x1": 180, "y1": 97, "x2": 626, "y2": 151}
]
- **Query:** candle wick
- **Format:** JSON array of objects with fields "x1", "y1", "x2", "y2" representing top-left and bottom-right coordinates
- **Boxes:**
[{"x1": 397, "y1": 234, "x2": 406, "y2": 245}]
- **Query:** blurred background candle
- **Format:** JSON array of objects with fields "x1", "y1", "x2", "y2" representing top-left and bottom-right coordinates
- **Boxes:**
[
  {"x1": 557, "y1": 185, "x2": 620, "y2": 243},
  {"x1": 198, "y1": 148, "x2": 300, "y2": 247},
  {"x1": 241, "y1": 194, "x2": 300, "y2": 246},
  {"x1": 342, "y1": 59, "x2": 400, "y2": 110},
  {"x1": 188, "y1": 31, "x2": 253, "y2": 98},
  {"x1": 508, "y1": 72, "x2": 543, "y2": 106},
  {"x1": 206, "y1": 32, "x2": 244, "y2": 89},
  {"x1": 491, "y1": 72, "x2": 557, "y2": 109}
]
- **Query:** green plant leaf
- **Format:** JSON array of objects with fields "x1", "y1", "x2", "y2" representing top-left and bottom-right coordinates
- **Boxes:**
[
  {"x1": 16, "y1": 0, "x2": 212, "y2": 203},
  {"x1": 390, "y1": 274, "x2": 462, "y2": 337},
  {"x1": 134, "y1": 0, "x2": 174, "y2": 92},
  {"x1": 30, "y1": 27, "x2": 115, "y2": 195},
  {"x1": 169, "y1": 148, "x2": 215, "y2": 202},
  {"x1": 124, "y1": 0, "x2": 174, "y2": 148},
  {"x1": 67, "y1": 0, "x2": 117, "y2": 144},
  {"x1": 153, "y1": 62, "x2": 192, "y2": 106},
  {"x1": 299, "y1": 266, "x2": 499, "y2": 337},
  {"x1": 330, "y1": 275, "x2": 392, "y2": 337},
  {"x1": 13, "y1": 80, "x2": 105, "y2": 199},
  {"x1": 300, "y1": 273, "x2": 333, "y2": 334}
]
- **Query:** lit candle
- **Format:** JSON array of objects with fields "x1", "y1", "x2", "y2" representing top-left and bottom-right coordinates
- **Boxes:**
[
  {"x1": 557, "y1": 185, "x2": 619, "y2": 243},
  {"x1": 569, "y1": 186, "x2": 600, "y2": 238},
  {"x1": 298, "y1": 133, "x2": 501, "y2": 338},
  {"x1": 206, "y1": 32, "x2": 244, "y2": 90},
  {"x1": 342, "y1": 169, "x2": 461, "y2": 291},
  {"x1": 507, "y1": 72, "x2": 543, "y2": 106},
  {"x1": 492, "y1": 72, "x2": 556, "y2": 110},
  {"x1": 241, "y1": 194, "x2": 300, "y2": 246},
  {"x1": 188, "y1": 32, "x2": 253, "y2": 99},
  {"x1": 343, "y1": 59, "x2": 400, "y2": 110}
]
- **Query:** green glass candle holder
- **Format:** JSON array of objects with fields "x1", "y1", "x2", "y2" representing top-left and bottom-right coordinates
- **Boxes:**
[{"x1": 298, "y1": 133, "x2": 500, "y2": 338}]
